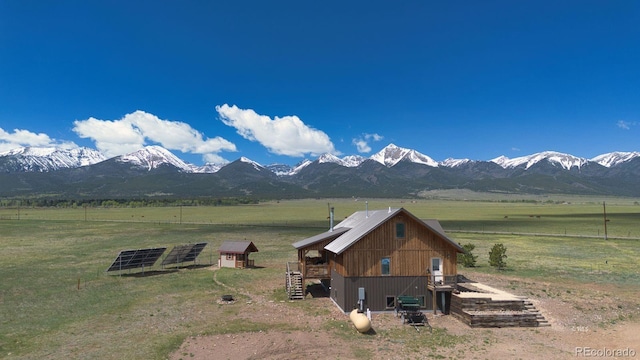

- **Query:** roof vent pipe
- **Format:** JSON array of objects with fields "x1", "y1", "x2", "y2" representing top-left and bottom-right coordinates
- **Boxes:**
[
  {"x1": 365, "y1": 201, "x2": 369, "y2": 218},
  {"x1": 388, "y1": 206, "x2": 391, "y2": 213},
  {"x1": 330, "y1": 207, "x2": 335, "y2": 232}
]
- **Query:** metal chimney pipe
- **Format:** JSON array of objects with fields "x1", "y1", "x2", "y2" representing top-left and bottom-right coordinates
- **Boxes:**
[
  {"x1": 330, "y1": 207, "x2": 335, "y2": 232},
  {"x1": 365, "y1": 201, "x2": 369, "y2": 218}
]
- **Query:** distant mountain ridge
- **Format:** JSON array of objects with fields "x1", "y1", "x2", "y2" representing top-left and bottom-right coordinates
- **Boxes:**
[
  {"x1": 3, "y1": 143, "x2": 639, "y2": 174},
  {"x1": 2, "y1": 143, "x2": 640, "y2": 198}
]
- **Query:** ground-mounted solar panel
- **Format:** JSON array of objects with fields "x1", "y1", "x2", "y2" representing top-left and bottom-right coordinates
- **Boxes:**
[
  {"x1": 161, "y1": 242, "x2": 208, "y2": 266},
  {"x1": 106, "y1": 247, "x2": 167, "y2": 272}
]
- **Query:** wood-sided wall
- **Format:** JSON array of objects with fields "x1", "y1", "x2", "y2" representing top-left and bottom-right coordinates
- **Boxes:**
[{"x1": 332, "y1": 213, "x2": 458, "y2": 278}]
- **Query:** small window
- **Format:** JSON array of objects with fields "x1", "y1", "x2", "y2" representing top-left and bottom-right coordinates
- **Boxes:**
[
  {"x1": 226, "y1": 253, "x2": 233, "y2": 260},
  {"x1": 386, "y1": 296, "x2": 396, "y2": 309},
  {"x1": 396, "y1": 222, "x2": 405, "y2": 238},
  {"x1": 381, "y1": 257, "x2": 390, "y2": 275}
]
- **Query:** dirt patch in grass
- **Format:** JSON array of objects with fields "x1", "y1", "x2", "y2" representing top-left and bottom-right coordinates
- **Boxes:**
[{"x1": 171, "y1": 270, "x2": 640, "y2": 360}]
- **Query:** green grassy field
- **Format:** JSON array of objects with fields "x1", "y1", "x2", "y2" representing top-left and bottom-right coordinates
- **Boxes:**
[{"x1": 1, "y1": 196, "x2": 639, "y2": 359}]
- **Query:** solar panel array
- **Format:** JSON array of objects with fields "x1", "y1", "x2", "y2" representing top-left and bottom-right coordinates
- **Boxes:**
[
  {"x1": 106, "y1": 247, "x2": 167, "y2": 272},
  {"x1": 161, "y1": 242, "x2": 208, "y2": 266}
]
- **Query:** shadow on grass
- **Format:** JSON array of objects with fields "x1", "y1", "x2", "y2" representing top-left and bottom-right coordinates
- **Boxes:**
[
  {"x1": 113, "y1": 269, "x2": 179, "y2": 277},
  {"x1": 362, "y1": 327, "x2": 377, "y2": 335},
  {"x1": 162, "y1": 263, "x2": 215, "y2": 270}
]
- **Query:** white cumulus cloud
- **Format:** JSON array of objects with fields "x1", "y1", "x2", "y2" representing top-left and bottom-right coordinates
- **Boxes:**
[
  {"x1": 0, "y1": 127, "x2": 78, "y2": 152},
  {"x1": 352, "y1": 133, "x2": 383, "y2": 153},
  {"x1": 73, "y1": 110, "x2": 237, "y2": 161},
  {"x1": 216, "y1": 104, "x2": 337, "y2": 157}
]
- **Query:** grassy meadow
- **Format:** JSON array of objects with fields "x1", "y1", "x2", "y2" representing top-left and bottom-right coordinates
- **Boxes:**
[{"x1": 1, "y1": 195, "x2": 639, "y2": 359}]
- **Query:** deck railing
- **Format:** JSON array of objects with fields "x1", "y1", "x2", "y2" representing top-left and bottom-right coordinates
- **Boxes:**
[{"x1": 427, "y1": 274, "x2": 458, "y2": 288}]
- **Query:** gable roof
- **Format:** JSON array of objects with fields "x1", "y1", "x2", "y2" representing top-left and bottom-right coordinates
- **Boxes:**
[
  {"x1": 324, "y1": 208, "x2": 401, "y2": 254},
  {"x1": 292, "y1": 227, "x2": 350, "y2": 249},
  {"x1": 313, "y1": 207, "x2": 464, "y2": 255},
  {"x1": 218, "y1": 241, "x2": 258, "y2": 254}
]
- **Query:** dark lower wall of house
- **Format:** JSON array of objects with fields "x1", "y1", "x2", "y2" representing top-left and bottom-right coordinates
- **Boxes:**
[
  {"x1": 331, "y1": 270, "x2": 346, "y2": 311},
  {"x1": 330, "y1": 270, "x2": 436, "y2": 312}
]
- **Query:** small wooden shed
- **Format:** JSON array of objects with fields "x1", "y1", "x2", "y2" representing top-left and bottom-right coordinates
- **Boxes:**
[{"x1": 218, "y1": 241, "x2": 258, "y2": 269}]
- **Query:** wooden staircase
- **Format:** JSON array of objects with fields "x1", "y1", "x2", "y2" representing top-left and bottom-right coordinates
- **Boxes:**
[
  {"x1": 285, "y1": 262, "x2": 304, "y2": 300},
  {"x1": 523, "y1": 299, "x2": 550, "y2": 327},
  {"x1": 286, "y1": 271, "x2": 304, "y2": 300}
]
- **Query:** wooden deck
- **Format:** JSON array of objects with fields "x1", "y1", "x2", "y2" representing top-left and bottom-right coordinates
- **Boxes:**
[
  {"x1": 450, "y1": 282, "x2": 550, "y2": 327},
  {"x1": 426, "y1": 274, "x2": 458, "y2": 291}
]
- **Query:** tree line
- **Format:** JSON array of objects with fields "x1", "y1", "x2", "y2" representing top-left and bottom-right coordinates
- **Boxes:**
[{"x1": 0, "y1": 197, "x2": 260, "y2": 208}]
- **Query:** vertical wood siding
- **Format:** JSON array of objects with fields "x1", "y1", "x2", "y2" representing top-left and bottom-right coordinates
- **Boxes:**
[{"x1": 337, "y1": 214, "x2": 458, "y2": 278}]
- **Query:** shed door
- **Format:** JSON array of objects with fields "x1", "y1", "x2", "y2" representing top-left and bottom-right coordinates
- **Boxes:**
[{"x1": 431, "y1": 258, "x2": 443, "y2": 283}]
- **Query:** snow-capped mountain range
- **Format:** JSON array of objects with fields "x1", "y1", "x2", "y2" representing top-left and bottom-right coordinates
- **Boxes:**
[
  {"x1": 1, "y1": 143, "x2": 639, "y2": 174},
  {"x1": 0, "y1": 146, "x2": 107, "y2": 172},
  {"x1": 490, "y1": 151, "x2": 590, "y2": 171},
  {"x1": 3, "y1": 143, "x2": 640, "y2": 198}
]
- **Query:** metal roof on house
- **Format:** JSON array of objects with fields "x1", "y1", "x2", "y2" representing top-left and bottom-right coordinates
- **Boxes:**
[
  {"x1": 292, "y1": 227, "x2": 350, "y2": 249},
  {"x1": 218, "y1": 241, "x2": 259, "y2": 254},
  {"x1": 324, "y1": 208, "x2": 402, "y2": 254},
  {"x1": 321, "y1": 208, "x2": 465, "y2": 255},
  {"x1": 422, "y1": 219, "x2": 447, "y2": 238}
]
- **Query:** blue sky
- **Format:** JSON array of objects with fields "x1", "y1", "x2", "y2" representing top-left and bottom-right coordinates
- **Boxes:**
[{"x1": 1, "y1": 1, "x2": 638, "y2": 165}]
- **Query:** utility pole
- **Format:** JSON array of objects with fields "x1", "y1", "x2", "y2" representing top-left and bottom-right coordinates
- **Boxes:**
[{"x1": 603, "y1": 201, "x2": 609, "y2": 240}]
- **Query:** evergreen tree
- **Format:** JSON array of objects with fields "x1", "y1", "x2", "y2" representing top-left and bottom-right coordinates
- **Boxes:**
[
  {"x1": 458, "y1": 243, "x2": 478, "y2": 267},
  {"x1": 489, "y1": 243, "x2": 508, "y2": 270}
]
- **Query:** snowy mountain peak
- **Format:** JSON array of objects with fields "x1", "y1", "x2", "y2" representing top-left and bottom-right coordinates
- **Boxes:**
[
  {"x1": 290, "y1": 159, "x2": 312, "y2": 174},
  {"x1": 1, "y1": 146, "x2": 57, "y2": 157},
  {"x1": 316, "y1": 153, "x2": 366, "y2": 167},
  {"x1": 318, "y1": 153, "x2": 342, "y2": 164},
  {"x1": 371, "y1": 143, "x2": 438, "y2": 167},
  {"x1": 490, "y1": 155, "x2": 510, "y2": 167},
  {"x1": 189, "y1": 163, "x2": 223, "y2": 173},
  {"x1": 118, "y1": 146, "x2": 191, "y2": 171},
  {"x1": 0, "y1": 146, "x2": 106, "y2": 172},
  {"x1": 341, "y1": 155, "x2": 367, "y2": 167},
  {"x1": 440, "y1": 158, "x2": 473, "y2": 167},
  {"x1": 240, "y1": 156, "x2": 264, "y2": 171},
  {"x1": 591, "y1": 151, "x2": 640, "y2": 168},
  {"x1": 491, "y1": 151, "x2": 589, "y2": 170}
]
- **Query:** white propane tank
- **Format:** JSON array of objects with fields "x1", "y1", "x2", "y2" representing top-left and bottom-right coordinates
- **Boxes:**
[{"x1": 349, "y1": 309, "x2": 371, "y2": 333}]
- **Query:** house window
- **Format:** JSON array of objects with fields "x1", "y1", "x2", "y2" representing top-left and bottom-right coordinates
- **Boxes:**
[
  {"x1": 381, "y1": 257, "x2": 390, "y2": 275},
  {"x1": 396, "y1": 222, "x2": 405, "y2": 238},
  {"x1": 226, "y1": 253, "x2": 233, "y2": 260},
  {"x1": 386, "y1": 296, "x2": 396, "y2": 309}
]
